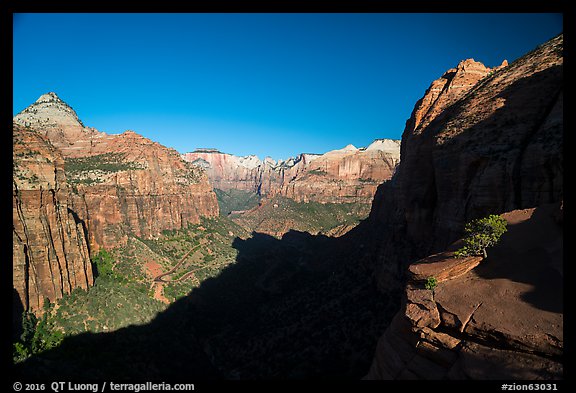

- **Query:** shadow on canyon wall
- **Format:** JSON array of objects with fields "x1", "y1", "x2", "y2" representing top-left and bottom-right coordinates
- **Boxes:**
[
  {"x1": 13, "y1": 288, "x2": 24, "y2": 342},
  {"x1": 370, "y1": 64, "x2": 562, "y2": 260}
]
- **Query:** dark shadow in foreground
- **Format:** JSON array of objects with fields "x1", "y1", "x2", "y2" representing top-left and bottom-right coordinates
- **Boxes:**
[
  {"x1": 13, "y1": 288, "x2": 24, "y2": 341},
  {"x1": 15, "y1": 225, "x2": 400, "y2": 380}
]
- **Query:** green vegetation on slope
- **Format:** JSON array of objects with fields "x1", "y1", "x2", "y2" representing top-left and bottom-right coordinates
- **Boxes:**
[
  {"x1": 17, "y1": 219, "x2": 397, "y2": 379},
  {"x1": 140, "y1": 217, "x2": 250, "y2": 301},
  {"x1": 214, "y1": 188, "x2": 261, "y2": 216},
  {"x1": 230, "y1": 195, "x2": 370, "y2": 237},
  {"x1": 14, "y1": 200, "x2": 372, "y2": 368},
  {"x1": 64, "y1": 152, "x2": 144, "y2": 185},
  {"x1": 13, "y1": 301, "x2": 65, "y2": 363},
  {"x1": 14, "y1": 216, "x2": 251, "y2": 365},
  {"x1": 51, "y1": 277, "x2": 164, "y2": 336}
]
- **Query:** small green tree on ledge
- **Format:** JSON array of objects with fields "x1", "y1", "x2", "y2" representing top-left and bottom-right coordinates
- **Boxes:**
[
  {"x1": 454, "y1": 214, "x2": 508, "y2": 258},
  {"x1": 424, "y1": 276, "x2": 438, "y2": 291}
]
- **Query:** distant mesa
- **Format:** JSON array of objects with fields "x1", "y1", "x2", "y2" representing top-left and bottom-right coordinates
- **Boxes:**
[{"x1": 194, "y1": 148, "x2": 222, "y2": 153}]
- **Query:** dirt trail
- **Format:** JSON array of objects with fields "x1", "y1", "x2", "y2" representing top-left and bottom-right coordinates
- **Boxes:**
[
  {"x1": 153, "y1": 242, "x2": 203, "y2": 283},
  {"x1": 151, "y1": 239, "x2": 232, "y2": 302}
]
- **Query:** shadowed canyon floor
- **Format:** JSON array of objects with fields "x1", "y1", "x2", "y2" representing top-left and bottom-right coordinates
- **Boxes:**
[{"x1": 16, "y1": 217, "x2": 400, "y2": 379}]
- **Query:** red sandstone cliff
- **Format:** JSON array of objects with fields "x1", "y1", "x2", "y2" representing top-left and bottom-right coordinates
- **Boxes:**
[
  {"x1": 182, "y1": 139, "x2": 400, "y2": 204},
  {"x1": 13, "y1": 124, "x2": 93, "y2": 313},
  {"x1": 365, "y1": 34, "x2": 563, "y2": 379},
  {"x1": 181, "y1": 150, "x2": 264, "y2": 193},
  {"x1": 280, "y1": 140, "x2": 400, "y2": 203},
  {"x1": 62, "y1": 130, "x2": 219, "y2": 250},
  {"x1": 14, "y1": 93, "x2": 219, "y2": 252},
  {"x1": 372, "y1": 35, "x2": 562, "y2": 264}
]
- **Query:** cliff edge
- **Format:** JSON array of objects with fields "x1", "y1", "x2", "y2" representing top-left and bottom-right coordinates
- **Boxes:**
[{"x1": 366, "y1": 33, "x2": 563, "y2": 379}]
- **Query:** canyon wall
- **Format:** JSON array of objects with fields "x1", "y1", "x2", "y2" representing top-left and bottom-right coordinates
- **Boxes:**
[
  {"x1": 182, "y1": 139, "x2": 400, "y2": 204},
  {"x1": 366, "y1": 34, "x2": 563, "y2": 379},
  {"x1": 13, "y1": 124, "x2": 93, "y2": 313},
  {"x1": 61, "y1": 130, "x2": 219, "y2": 250},
  {"x1": 181, "y1": 149, "x2": 268, "y2": 193},
  {"x1": 14, "y1": 93, "x2": 219, "y2": 252},
  {"x1": 13, "y1": 94, "x2": 219, "y2": 313}
]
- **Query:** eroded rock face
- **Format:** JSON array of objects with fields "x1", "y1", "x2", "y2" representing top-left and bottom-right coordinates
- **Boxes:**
[
  {"x1": 366, "y1": 34, "x2": 563, "y2": 380},
  {"x1": 281, "y1": 141, "x2": 400, "y2": 204},
  {"x1": 404, "y1": 59, "x2": 494, "y2": 137},
  {"x1": 14, "y1": 94, "x2": 219, "y2": 252},
  {"x1": 181, "y1": 150, "x2": 268, "y2": 193},
  {"x1": 371, "y1": 34, "x2": 563, "y2": 271},
  {"x1": 182, "y1": 139, "x2": 400, "y2": 204},
  {"x1": 63, "y1": 130, "x2": 219, "y2": 250},
  {"x1": 13, "y1": 124, "x2": 93, "y2": 313}
]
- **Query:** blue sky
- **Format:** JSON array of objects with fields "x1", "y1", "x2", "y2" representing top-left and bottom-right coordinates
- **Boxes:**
[{"x1": 13, "y1": 13, "x2": 562, "y2": 160}]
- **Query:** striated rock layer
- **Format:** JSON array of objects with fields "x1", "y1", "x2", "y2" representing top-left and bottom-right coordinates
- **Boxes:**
[
  {"x1": 365, "y1": 34, "x2": 563, "y2": 379},
  {"x1": 62, "y1": 130, "x2": 219, "y2": 250},
  {"x1": 13, "y1": 124, "x2": 93, "y2": 314},
  {"x1": 181, "y1": 150, "x2": 268, "y2": 193},
  {"x1": 182, "y1": 139, "x2": 400, "y2": 204},
  {"x1": 14, "y1": 93, "x2": 219, "y2": 252}
]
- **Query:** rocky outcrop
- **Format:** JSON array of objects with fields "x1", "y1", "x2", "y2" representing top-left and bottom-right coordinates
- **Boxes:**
[
  {"x1": 407, "y1": 249, "x2": 482, "y2": 284},
  {"x1": 365, "y1": 205, "x2": 563, "y2": 379},
  {"x1": 371, "y1": 33, "x2": 563, "y2": 266},
  {"x1": 404, "y1": 59, "x2": 505, "y2": 137},
  {"x1": 13, "y1": 124, "x2": 93, "y2": 313},
  {"x1": 14, "y1": 94, "x2": 219, "y2": 251},
  {"x1": 366, "y1": 34, "x2": 563, "y2": 379},
  {"x1": 182, "y1": 139, "x2": 400, "y2": 204}
]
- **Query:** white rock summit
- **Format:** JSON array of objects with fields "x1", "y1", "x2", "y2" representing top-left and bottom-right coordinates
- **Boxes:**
[{"x1": 14, "y1": 92, "x2": 84, "y2": 129}]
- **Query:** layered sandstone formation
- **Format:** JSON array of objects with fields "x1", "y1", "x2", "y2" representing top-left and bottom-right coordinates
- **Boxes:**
[
  {"x1": 366, "y1": 34, "x2": 563, "y2": 379},
  {"x1": 280, "y1": 140, "x2": 400, "y2": 203},
  {"x1": 14, "y1": 93, "x2": 218, "y2": 251},
  {"x1": 13, "y1": 124, "x2": 93, "y2": 313},
  {"x1": 63, "y1": 130, "x2": 218, "y2": 250},
  {"x1": 181, "y1": 149, "x2": 269, "y2": 193},
  {"x1": 14, "y1": 92, "x2": 96, "y2": 157},
  {"x1": 182, "y1": 139, "x2": 400, "y2": 204}
]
